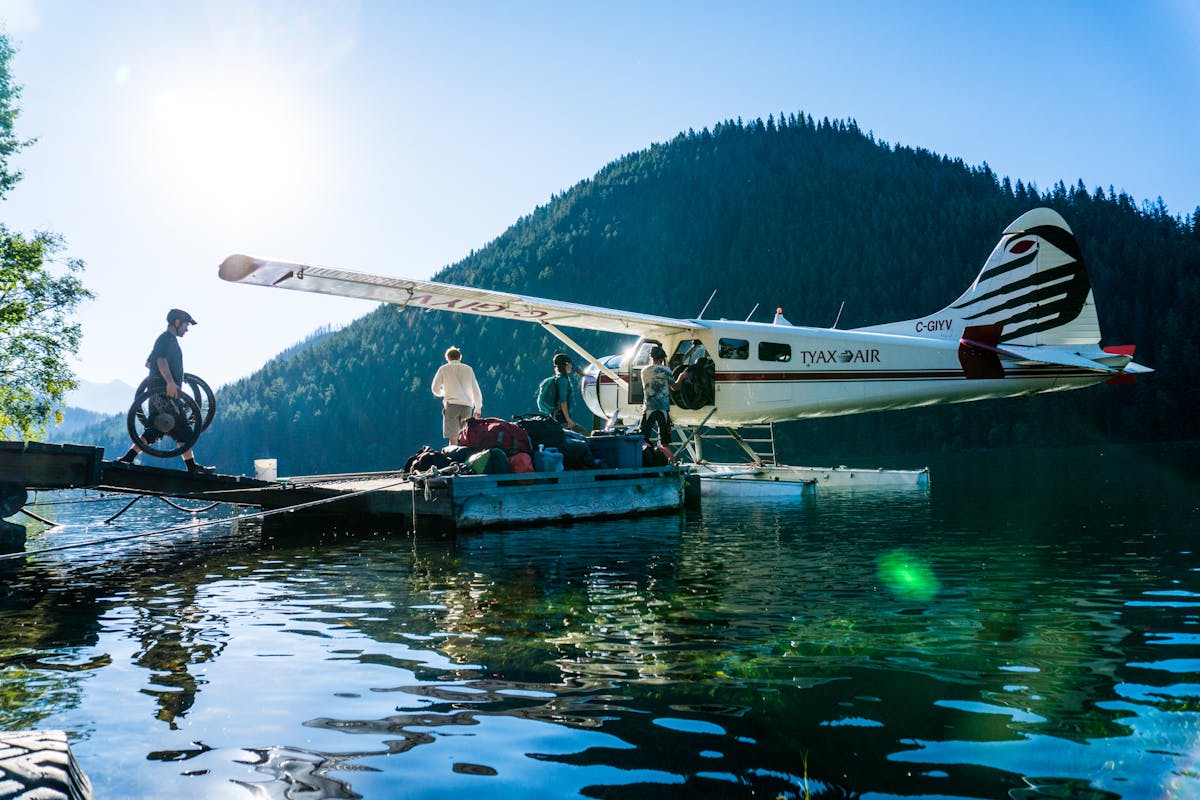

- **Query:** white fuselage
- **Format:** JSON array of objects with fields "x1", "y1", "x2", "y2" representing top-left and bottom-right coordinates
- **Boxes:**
[{"x1": 581, "y1": 320, "x2": 1111, "y2": 427}]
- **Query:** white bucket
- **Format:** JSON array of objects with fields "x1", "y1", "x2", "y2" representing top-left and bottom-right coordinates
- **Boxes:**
[{"x1": 254, "y1": 459, "x2": 277, "y2": 481}]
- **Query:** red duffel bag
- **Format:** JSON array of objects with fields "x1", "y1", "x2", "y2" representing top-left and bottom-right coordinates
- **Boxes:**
[{"x1": 457, "y1": 417, "x2": 532, "y2": 454}]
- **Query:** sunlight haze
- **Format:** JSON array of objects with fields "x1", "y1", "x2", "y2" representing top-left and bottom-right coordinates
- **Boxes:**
[{"x1": 0, "y1": 0, "x2": 1196, "y2": 391}]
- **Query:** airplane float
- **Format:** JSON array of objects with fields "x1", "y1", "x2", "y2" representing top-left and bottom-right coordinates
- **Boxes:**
[{"x1": 219, "y1": 207, "x2": 1150, "y2": 488}]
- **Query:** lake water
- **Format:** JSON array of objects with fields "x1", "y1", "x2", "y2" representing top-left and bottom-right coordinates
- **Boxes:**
[{"x1": 1, "y1": 444, "x2": 1198, "y2": 799}]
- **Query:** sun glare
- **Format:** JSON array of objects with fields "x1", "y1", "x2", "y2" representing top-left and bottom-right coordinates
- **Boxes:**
[{"x1": 147, "y1": 80, "x2": 313, "y2": 216}]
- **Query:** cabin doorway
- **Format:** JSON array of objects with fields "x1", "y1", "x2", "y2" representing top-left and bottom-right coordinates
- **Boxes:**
[
  {"x1": 670, "y1": 338, "x2": 716, "y2": 409},
  {"x1": 626, "y1": 340, "x2": 661, "y2": 406}
]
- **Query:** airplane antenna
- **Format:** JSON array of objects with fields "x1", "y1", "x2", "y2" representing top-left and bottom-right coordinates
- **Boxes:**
[
  {"x1": 744, "y1": 303, "x2": 759, "y2": 321},
  {"x1": 698, "y1": 290, "x2": 717, "y2": 319},
  {"x1": 831, "y1": 300, "x2": 845, "y2": 329}
]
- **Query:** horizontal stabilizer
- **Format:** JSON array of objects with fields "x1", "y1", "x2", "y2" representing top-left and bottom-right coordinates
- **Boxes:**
[
  {"x1": 1118, "y1": 361, "x2": 1154, "y2": 374},
  {"x1": 991, "y1": 343, "x2": 1117, "y2": 373}
]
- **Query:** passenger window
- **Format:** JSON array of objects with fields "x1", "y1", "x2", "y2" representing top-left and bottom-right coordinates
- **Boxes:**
[
  {"x1": 758, "y1": 342, "x2": 791, "y2": 362},
  {"x1": 719, "y1": 338, "x2": 749, "y2": 360}
]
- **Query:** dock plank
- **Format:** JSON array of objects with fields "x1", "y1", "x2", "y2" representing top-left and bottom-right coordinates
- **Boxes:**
[{"x1": 0, "y1": 441, "x2": 103, "y2": 489}]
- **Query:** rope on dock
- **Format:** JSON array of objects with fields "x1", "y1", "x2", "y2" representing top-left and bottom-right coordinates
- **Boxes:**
[
  {"x1": 0, "y1": 476, "x2": 411, "y2": 563},
  {"x1": 27, "y1": 491, "x2": 129, "y2": 506},
  {"x1": 100, "y1": 494, "x2": 222, "y2": 524},
  {"x1": 16, "y1": 506, "x2": 58, "y2": 526},
  {"x1": 157, "y1": 497, "x2": 222, "y2": 513}
]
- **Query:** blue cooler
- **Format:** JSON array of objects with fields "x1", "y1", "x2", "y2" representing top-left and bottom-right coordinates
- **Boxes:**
[
  {"x1": 587, "y1": 433, "x2": 644, "y2": 470},
  {"x1": 533, "y1": 447, "x2": 564, "y2": 473}
]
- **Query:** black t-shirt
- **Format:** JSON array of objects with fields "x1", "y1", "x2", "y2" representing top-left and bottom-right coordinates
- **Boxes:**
[{"x1": 147, "y1": 330, "x2": 184, "y2": 383}]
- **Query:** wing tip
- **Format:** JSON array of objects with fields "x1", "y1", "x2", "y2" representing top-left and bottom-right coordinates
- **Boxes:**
[{"x1": 218, "y1": 254, "x2": 263, "y2": 283}]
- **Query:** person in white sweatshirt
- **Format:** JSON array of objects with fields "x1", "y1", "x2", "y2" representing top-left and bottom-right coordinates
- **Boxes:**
[{"x1": 430, "y1": 346, "x2": 484, "y2": 445}]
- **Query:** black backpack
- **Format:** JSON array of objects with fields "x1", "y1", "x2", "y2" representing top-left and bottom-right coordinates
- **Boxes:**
[
  {"x1": 404, "y1": 446, "x2": 453, "y2": 473},
  {"x1": 560, "y1": 429, "x2": 593, "y2": 470},
  {"x1": 513, "y1": 413, "x2": 567, "y2": 453}
]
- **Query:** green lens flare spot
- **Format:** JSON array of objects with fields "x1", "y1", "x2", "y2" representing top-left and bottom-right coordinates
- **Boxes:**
[{"x1": 877, "y1": 549, "x2": 940, "y2": 601}]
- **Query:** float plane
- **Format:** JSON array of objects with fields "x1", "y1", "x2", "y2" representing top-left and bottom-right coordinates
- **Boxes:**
[{"x1": 219, "y1": 207, "x2": 1150, "y2": 442}]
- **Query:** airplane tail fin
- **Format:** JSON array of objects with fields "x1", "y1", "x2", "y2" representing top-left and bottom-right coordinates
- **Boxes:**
[
  {"x1": 859, "y1": 207, "x2": 1152, "y2": 379},
  {"x1": 861, "y1": 207, "x2": 1099, "y2": 346}
]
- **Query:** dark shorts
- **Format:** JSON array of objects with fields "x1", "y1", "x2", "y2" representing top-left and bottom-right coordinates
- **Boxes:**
[
  {"x1": 640, "y1": 408, "x2": 671, "y2": 445},
  {"x1": 142, "y1": 394, "x2": 195, "y2": 445}
]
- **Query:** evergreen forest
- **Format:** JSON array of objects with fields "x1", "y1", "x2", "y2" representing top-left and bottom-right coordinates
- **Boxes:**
[{"x1": 70, "y1": 115, "x2": 1197, "y2": 474}]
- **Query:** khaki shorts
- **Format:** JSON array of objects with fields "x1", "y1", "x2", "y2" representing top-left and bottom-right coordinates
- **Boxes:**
[{"x1": 443, "y1": 403, "x2": 473, "y2": 440}]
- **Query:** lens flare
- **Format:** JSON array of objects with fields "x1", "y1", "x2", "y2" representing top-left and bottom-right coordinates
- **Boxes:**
[{"x1": 877, "y1": 549, "x2": 940, "y2": 601}]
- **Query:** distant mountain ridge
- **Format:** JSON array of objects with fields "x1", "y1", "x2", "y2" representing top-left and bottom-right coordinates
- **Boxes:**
[
  {"x1": 65, "y1": 378, "x2": 135, "y2": 414},
  {"x1": 43, "y1": 406, "x2": 112, "y2": 445},
  {"x1": 72, "y1": 115, "x2": 1197, "y2": 475}
]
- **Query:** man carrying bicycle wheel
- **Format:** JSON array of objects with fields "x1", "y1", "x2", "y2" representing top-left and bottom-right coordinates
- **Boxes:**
[{"x1": 117, "y1": 309, "x2": 215, "y2": 474}]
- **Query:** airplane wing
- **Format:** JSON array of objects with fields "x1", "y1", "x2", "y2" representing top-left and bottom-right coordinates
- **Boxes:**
[{"x1": 219, "y1": 254, "x2": 706, "y2": 339}]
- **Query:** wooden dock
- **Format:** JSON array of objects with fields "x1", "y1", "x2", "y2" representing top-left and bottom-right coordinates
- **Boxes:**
[
  {"x1": 191, "y1": 465, "x2": 692, "y2": 531},
  {"x1": 2, "y1": 441, "x2": 695, "y2": 537}
]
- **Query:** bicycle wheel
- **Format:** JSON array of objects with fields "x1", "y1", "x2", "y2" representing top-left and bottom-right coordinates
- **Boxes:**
[
  {"x1": 126, "y1": 386, "x2": 203, "y2": 458},
  {"x1": 135, "y1": 373, "x2": 216, "y2": 432},
  {"x1": 183, "y1": 373, "x2": 217, "y2": 432}
]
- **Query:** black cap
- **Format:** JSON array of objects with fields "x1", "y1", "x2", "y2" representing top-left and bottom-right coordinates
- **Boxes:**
[
  {"x1": 167, "y1": 308, "x2": 197, "y2": 325},
  {"x1": 553, "y1": 352, "x2": 571, "y2": 366}
]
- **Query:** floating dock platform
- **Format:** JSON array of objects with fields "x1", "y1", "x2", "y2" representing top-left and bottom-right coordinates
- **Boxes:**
[
  {"x1": 221, "y1": 465, "x2": 691, "y2": 531},
  {"x1": 2, "y1": 441, "x2": 694, "y2": 537},
  {"x1": 694, "y1": 462, "x2": 929, "y2": 495}
]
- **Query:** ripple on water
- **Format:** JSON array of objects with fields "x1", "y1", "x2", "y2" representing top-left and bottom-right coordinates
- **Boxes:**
[{"x1": 3, "y1": 448, "x2": 1200, "y2": 799}]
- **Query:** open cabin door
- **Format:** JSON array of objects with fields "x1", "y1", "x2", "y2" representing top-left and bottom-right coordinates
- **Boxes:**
[{"x1": 626, "y1": 340, "x2": 660, "y2": 406}]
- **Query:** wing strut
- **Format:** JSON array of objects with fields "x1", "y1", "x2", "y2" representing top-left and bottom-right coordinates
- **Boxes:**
[
  {"x1": 540, "y1": 321, "x2": 629, "y2": 391},
  {"x1": 673, "y1": 408, "x2": 718, "y2": 462}
]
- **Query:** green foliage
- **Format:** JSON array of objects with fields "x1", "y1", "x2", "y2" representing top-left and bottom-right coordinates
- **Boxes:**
[
  {"x1": 0, "y1": 35, "x2": 32, "y2": 199},
  {"x1": 0, "y1": 35, "x2": 92, "y2": 440},
  {"x1": 77, "y1": 115, "x2": 1198, "y2": 472},
  {"x1": 0, "y1": 230, "x2": 92, "y2": 438}
]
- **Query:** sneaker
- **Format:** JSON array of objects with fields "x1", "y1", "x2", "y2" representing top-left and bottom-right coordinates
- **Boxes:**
[{"x1": 188, "y1": 463, "x2": 216, "y2": 475}]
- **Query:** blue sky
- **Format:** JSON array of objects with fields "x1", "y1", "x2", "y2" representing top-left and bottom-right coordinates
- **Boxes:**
[{"x1": 1, "y1": 0, "x2": 1197, "y2": 390}]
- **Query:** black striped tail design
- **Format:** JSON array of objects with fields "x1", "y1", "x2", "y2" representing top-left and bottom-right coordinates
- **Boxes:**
[{"x1": 953, "y1": 215, "x2": 1093, "y2": 343}]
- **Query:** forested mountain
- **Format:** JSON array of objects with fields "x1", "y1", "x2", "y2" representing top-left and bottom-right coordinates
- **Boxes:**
[{"x1": 73, "y1": 115, "x2": 1197, "y2": 474}]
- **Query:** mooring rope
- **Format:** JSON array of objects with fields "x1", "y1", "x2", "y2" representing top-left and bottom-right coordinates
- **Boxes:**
[
  {"x1": 26, "y1": 492, "x2": 128, "y2": 506},
  {"x1": 0, "y1": 477, "x2": 411, "y2": 563},
  {"x1": 156, "y1": 497, "x2": 221, "y2": 513}
]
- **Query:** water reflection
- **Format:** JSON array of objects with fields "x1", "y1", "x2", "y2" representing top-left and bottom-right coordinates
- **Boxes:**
[{"x1": 0, "y1": 445, "x2": 1197, "y2": 798}]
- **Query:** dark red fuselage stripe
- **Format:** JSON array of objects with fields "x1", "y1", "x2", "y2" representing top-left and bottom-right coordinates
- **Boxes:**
[{"x1": 592, "y1": 368, "x2": 1100, "y2": 385}]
